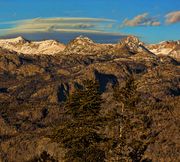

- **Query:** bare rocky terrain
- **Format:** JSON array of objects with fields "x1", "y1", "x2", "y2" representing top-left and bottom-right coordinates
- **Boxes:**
[{"x1": 0, "y1": 36, "x2": 179, "y2": 162}]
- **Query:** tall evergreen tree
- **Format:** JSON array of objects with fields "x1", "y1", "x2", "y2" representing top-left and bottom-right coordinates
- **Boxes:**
[
  {"x1": 108, "y1": 77, "x2": 155, "y2": 162},
  {"x1": 52, "y1": 80, "x2": 106, "y2": 162}
]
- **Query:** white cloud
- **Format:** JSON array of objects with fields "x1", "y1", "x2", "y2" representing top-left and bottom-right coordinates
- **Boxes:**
[
  {"x1": 0, "y1": 17, "x2": 117, "y2": 35},
  {"x1": 165, "y1": 11, "x2": 180, "y2": 24},
  {"x1": 122, "y1": 13, "x2": 160, "y2": 27},
  {"x1": 0, "y1": 17, "x2": 125, "y2": 37}
]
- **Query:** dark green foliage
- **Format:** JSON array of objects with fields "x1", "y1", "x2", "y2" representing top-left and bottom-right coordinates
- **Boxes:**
[
  {"x1": 65, "y1": 80, "x2": 103, "y2": 117},
  {"x1": 27, "y1": 151, "x2": 57, "y2": 162},
  {"x1": 108, "y1": 77, "x2": 156, "y2": 162},
  {"x1": 52, "y1": 80, "x2": 106, "y2": 162}
]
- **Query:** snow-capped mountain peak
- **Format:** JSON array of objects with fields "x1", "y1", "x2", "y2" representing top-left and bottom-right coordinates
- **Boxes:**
[
  {"x1": 147, "y1": 40, "x2": 180, "y2": 60},
  {"x1": 0, "y1": 37, "x2": 65, "y2": 55}
]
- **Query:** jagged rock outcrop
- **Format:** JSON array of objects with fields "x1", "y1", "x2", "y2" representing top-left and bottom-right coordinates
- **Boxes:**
[
  {"x1": 119, "y1": 35, "x2": 157, "y2": 56},
  {"x1": 64, "y1": 35, "x2": 115, "y2": 55},
  {"x1": 119, "y1": 35, "x2": 143, "y2": 52}
]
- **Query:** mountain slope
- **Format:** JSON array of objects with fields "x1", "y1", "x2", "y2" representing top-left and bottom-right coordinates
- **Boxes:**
[{"x1": 0, "y1": 36, "x2": 179, "y2": 162}]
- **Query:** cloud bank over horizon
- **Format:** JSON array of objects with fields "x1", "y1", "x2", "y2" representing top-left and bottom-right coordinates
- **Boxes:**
[{"x1": 0, "y1": 17, "x2": 120, "y2": 36}]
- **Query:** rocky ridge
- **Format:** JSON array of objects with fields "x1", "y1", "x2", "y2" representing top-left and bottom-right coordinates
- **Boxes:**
[{"x1": 0, "y1": 36, "x2": 179, "y2": 60}]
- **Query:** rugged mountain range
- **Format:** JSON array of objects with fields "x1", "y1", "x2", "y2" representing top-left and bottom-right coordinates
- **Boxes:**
[
  {"x1": 0, "y1": 36, "x2": 179, "y2": 60},
  {"x1": 147, "y1": 40, "x2": 180, "y2": 61},
  {"x1": 0, "y1": 35, "x2": 179, "y2": 162}
]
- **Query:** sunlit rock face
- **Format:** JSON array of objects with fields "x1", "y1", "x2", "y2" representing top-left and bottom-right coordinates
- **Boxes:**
[{"x1": 64, "y1": 35, "x2": 116, "y2": 56}]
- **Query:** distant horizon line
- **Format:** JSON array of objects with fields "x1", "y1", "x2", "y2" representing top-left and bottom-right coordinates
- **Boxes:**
[{"x1": 0, "y1": 33, "x2": 179, "y2": 45}]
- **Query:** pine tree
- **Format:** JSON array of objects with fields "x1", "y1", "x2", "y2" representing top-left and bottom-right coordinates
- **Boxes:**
[
  {"x1": 109, "y1": 77, "x2": 155, "y2": 162},
  {"x1": 52, "y1": 80, "x2": 106, "y2": 162}
]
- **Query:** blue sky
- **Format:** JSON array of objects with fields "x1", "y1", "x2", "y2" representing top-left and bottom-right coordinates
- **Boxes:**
[{"x1": 0, "y1": 0, "x2": 179, "y2": 43}]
